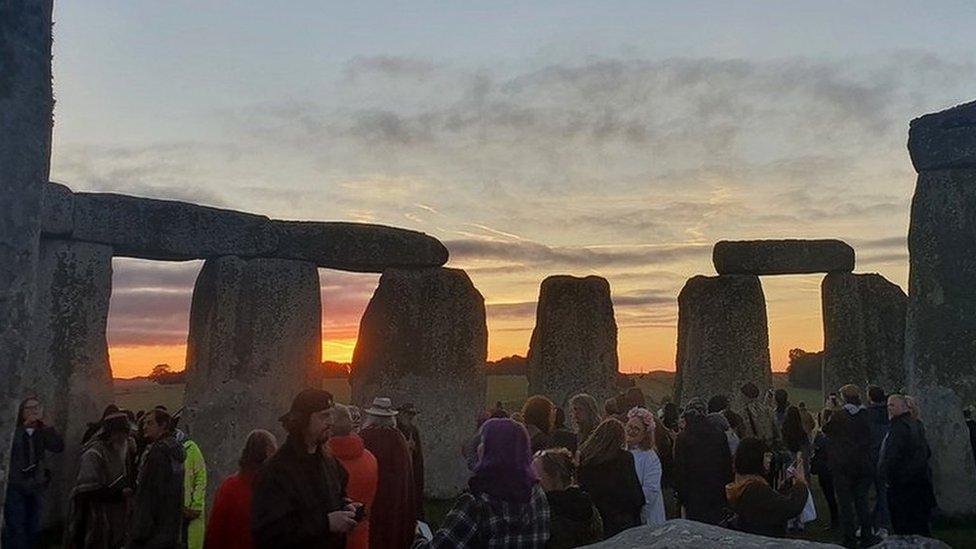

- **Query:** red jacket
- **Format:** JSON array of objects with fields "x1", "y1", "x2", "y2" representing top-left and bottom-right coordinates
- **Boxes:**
[
  {"x1": 326, "y1": 435, "x2": 378, "y2": 549},
  {"x1": 205, "y1": 472, "x2": 257, "y2": 549}
]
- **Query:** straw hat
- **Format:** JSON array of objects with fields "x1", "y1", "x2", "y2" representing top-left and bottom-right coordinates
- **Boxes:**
[{"x1": 365, "y1": 397, "x2": 398, "y2": 417}]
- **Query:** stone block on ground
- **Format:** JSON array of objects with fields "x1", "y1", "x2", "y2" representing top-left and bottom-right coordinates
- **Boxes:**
[
  {"x1": 183, "y1": 256, "x2": 321, "y2": 504},
  {"x1": 579, "y1": 519, "x2": 840, "y2": 548},
  {"x1": 350, "y1": 267, "x2": 487, "y2": 498},
  {"x1": 71, "y1": 192, "x2": 279, "y2": 261},
  {"x1": 40, "y1": 181, "x2": 73, "y2": 235},
  {"x1": 526, "y1": 275, "x2": 619, "y2": 407},
  {"x1": 713, "y1": 239, "x2": 854, "y2": 275},
  {"x1": 271, "y1": 220, "x2": 448, "y2": 272},
  {"x1": 27, "y1": 239, "x2": 114, "y2": 523},
  {"x1": 912, "y1": 385, "x2": 976, "y2": 516},
  {"x1": 908, "y1": 100, "x2": 976, "y2": 172},
  {"x1": 821, "y1": 272, "x2": 906, "y2": 395},
  {"x1": 675, "y1": 275, "x2": 772, "y2": 410},
  {"x1": 905, "y1": 169, "x2": 976, "y2": 405}
]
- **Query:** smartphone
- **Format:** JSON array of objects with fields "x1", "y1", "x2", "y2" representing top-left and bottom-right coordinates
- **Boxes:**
[{"x1": 353, "y1": 503, "x2": 367, "y2": 522}]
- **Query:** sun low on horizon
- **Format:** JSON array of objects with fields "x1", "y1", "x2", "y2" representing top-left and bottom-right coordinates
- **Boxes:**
[{"x1": 54, "y1": 2, "x2": 968, "y2": 380}]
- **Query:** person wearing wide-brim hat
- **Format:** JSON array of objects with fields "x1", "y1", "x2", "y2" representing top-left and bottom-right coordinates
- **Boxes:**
[
  {"x1": 252, "y1": 389, "x2": 361, "y2": 549},
  {"x1": 360, "y1": 397, "x2": 418, "y2": 548},
  {"x1": 395, "y1": 402, "x2": 425, "y2": 520}
]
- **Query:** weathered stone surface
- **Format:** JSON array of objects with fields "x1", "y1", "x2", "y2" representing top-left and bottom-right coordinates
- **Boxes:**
[
  {"x1": 579, "y1": 519, "x2": 839, "y2": 548},
  {"x1": 869, "y1": 536, "x2": 951, "y2": 549},
  {"x1": 674, "y1": 275, "x2": 772, "y2": 410},
  {"x1": 271, "y1": 220, "x2": 448, "y2": 272},
  {"x1": 26, "y1": 239, "x2": 114, "y2": 523},
  {"x1": 350, "y1": 268, "x2": 487, "y2": 498},
  {"x1": 908, "y1": 100, "x2": 976, "y2": 172},
  {"x1": 713, "y1": 239, "x2": 854, "y2": 275},
  {"x1": 822, "y1": 273, "x2": 906, "y2": 395},
  {"x1": 71, "y1": 192, "x2": 279, "y2": 261},
  {"x1": 905, "y1": 170, "x2": 976, "y2": 405},
  {"x1": 912, "y1": 385, "x2": 976, "y2": 516},
  {"x1": 41, "y1": 181, "x2": 73, "y2": 235},
  {"x1": 0, "y1": 0, "x2": 54, "y2": 515},
  {"x1": 526, "y1": 275, "x2": 619, "y2": 407},
  {"x1": 183, "y1": 256, "x2": 321, "y2": 504}
]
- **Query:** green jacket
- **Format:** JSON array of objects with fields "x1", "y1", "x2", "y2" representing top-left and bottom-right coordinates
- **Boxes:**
[{"x1": 183, "y1": 439, "x2": 207, "y2": 549}]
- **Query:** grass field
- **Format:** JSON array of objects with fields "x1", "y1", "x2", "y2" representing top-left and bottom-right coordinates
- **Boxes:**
[{"x1": 112, "y1": 376, "x2": 974, "y2": 547}]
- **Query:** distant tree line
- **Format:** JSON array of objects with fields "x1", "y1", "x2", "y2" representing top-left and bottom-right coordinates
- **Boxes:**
[
  {"x1": 786, "y1": 348, "x2": 823, "y2": 389},
  {"x1": 149, "y1": 364, "x2": 186, "y2": 385}
]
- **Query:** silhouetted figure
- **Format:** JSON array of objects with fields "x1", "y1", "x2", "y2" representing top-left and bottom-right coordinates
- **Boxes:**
[
  {"x1": 865, "y1": 385, "x2": 891, "y2": 531},
  {"x1": 523, "y1": 395, "x2": 557, "y2": 453},
  {"x1": 395, "y1": 402, "x2": 425, "y2": 520},
  {"x1": 577, "y1": 418, "x2": 644, "y2": 537},
  {"x1": 569, "y1": 394, "x2": 601, "y2": 446},
  {"x1": 811, "y1": 409, "x2": 839, "y2": 529},
  {"x1": 737, "y1": 383, "x2": 778, "y2": 448},
  {"x1": 2, "y1": 396, "x2": 64, "y2": 549},
  {"x1": 551, "y1": 407, "x2": 578, "y2": 454},
  {"x1": 533, "y1": 448, "x2": 602, "y2": 549},
  {"x1": 130, "y1": 407, "x2": 185, "y2": 549},
  {"x1": 726, "y1": 438, "x2": 809, "y2": 538},
  {"x1": 880, "y1": 394, "x2": 937, "y2": 537},
  {"x1": 673, "y1": 398, "x2": 733, "y2": 525}
]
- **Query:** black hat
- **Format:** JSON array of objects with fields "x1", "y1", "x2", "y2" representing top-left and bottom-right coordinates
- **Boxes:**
[
  {"x1": 101, "y1": 411, "x2": 133, "y2": 434},
  {"x1": 279, "y1": 389, "x2": 335, "y2": 424},
  {"x1": 396, "y1": 402, "x2": 420, "y2": 415}
]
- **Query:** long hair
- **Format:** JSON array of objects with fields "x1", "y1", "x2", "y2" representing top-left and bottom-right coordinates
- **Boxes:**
[
  {"x1": 569, "y1": 394, "x2": 601, "y2": 443},
  {"x1": 16, "y1": 395, "x2": 39, "y2": 426},
  {"x1": 522, "y1": 395, "x2": 555, "y2": 435},
  {"x1": 782, "y1": 405, "x2": 807, "y2": 452},
  {"x1": 578, "y1": 418, "x2": 625, "y2": 466},
  {"x1": 469, "y1": 418, "x2": 537, "y2": 503},
  {"x1": 534, "y1": 447, "x2": 575, "y2": 487},
  {"x1": 239, "y1": 429, "x2": 278, "y2": 475}
]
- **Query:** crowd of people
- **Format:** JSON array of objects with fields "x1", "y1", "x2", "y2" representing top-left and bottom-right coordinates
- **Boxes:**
[{"x1": 0, "y1": 380, "x2": 947, "y2": 548}]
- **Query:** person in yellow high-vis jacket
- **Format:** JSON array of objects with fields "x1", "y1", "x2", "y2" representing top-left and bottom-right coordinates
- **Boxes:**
[{"x1": 177, "y1": 430, "x2": 207, "y2": 549}]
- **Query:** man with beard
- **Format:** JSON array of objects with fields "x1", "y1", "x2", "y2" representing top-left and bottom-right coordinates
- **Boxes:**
[
  {"x1": 65, "y1": 410, "x2": 132, "y2": 549},
  {"x1": 130, "y1": 407, "x2": 186, "y2": 549},
  {"x1": 252, "y1": 389, "x2": 360, "y2": 549}
]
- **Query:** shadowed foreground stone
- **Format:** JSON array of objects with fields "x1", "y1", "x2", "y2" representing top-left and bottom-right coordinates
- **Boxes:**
[
  {"x1": 905, "y1": 169, "x2": 976, "y2": 405},
  {"x1": 675, "y1": 275, "x2": 772, "y2": 410},
  {"x1": 41, "y1": 181, "x2": 72, "y2": 235},
  {"x1": 527, "y1": 275, "x2": 619, "y2": 407},
  {"x1": 26, "y1": 239, "x2": 114, "y2": 523},
  {"x1": 183, "y1": 256, "x2": 321, "y2": 504},
  {"x1": 913, "y1": 386, "x2": 976, "y2": 515},
  {"x1": 350, "y1": 268, "x2": 487, "y2": 498},
  {"x1": 579, "y1": 519, "x2": 840, "y2": 548},
  {"x1": 0, "y1": 0, "x2": 54, "y2": 511},
  {"x1": 908, "y1": 100, "x2": 976, "y2": 171},
  {"x1": 822, "y1": 273, "x2": 906, "y2": 395},
  {"x1": 713, "y1": 239, "x2": 854, "y2": 275}
]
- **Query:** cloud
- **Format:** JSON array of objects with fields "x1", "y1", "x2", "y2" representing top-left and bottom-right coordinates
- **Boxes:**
[{"x1": 446, "y1": 238, "x2": 710, "y2": 269}]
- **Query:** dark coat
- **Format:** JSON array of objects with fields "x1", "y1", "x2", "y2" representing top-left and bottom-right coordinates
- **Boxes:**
[
  {"x1": 725, "y1": 475, "x2": 809, "y2": 538},
  {"x1": 8, "y1": 424, "x2": 63, "y2": 491},
  {"x1": 252, "y1": 435, "x2": 349, "y2": 549},
  {"x1": 880, "y1": 413, "x2": 937, "y2": 535},
  {"x1": 361, "y1": 426, "x2": 418, "y2": 549},
  {"x1": 865, "y1": 403, "x2": 890, "y2": 463},
  {"x1": 823, "y1": 405, "x2": 873, "y2": 478},
  {"x1": 551, "y1": 428, "x2": 578, "y2": 455},
  {"x1": 397, "y1": 422, "x2": 426, "y2": 519},
  {"x1": 674, "y1": 416, "x2": 733, "y2": 524},
  {"x1": 545, "y1": 486, "x2": 603, "y2": 549},
  {"x1": 577, "y1": 449, "x2": 644, "y2": 538},
  {"x1": 130, "y1": 434, "x2": 185, "y2": 549}
]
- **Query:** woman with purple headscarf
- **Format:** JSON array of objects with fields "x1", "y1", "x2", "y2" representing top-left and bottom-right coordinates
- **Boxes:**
[{"x1": 413, "y1": 418, "x2": 551, "y2": 548}]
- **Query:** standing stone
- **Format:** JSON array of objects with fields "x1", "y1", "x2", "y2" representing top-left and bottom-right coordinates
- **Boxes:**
[
  {"x1": 350, "y1": 268, "x2": 487, "y2": 498},
  {"x1": 674, "y1": 275, "x2": 772, "y2": 410},
  {"x1": 26, "y1": 239, "x2": 114, "y2": 522},
  {"x1": 183, "y1": 256, "x2": 321, "y2": 503},
  {"x1": 526, "y1": 276, "x2": 619, "y2": 407},
  {"x1": 0, "y1": 0, "x2": 55, "y2": 511},
  {"x1": 905, "y1": 100, "x2": 976, "y2": 514},
  {"x1": 822, "y1": 273, "x2": 907, "y2": 395},
  {"x1": 913, "y1": 386, "x2": 976, "y2": 516}
]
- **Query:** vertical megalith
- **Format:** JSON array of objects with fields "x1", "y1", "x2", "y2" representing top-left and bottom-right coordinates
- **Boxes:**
[
  {"x1": 821, "y1": 272, "x2": 907, "y2": 395},
  {"x1": 27, "y1": 239, "x2": 114, "y2": 522},
  {"x1": 350, "y1": 268, "x2": 487, "y2": 498},
  {"x1": 0, "y1": 0, "x2": 55, "y2": 508},
  {"x1": 526, "y1": 275, "x2": 619, "y2": 407},
  {"x1": 905, "y1": 100, "x2": 976, "y2": 514},
  {"x1": 675, "y1": 275, "x2": 772, "y2": 410},
  {"x1": 183, "y1": 256, "x2": 321, "y2": 503}
]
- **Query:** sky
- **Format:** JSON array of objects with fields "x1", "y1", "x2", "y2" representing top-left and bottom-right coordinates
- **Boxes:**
[{"x1": 48, "y1": 1, "x2": 976, "y2": 378}]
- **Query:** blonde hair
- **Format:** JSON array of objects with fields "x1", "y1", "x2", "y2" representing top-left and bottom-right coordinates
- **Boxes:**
[
  {"x1": 578, "y1": 418, "x2": 625, "y2": 466},
  {"x1": 332, "y1": 404, "x2": 353, "y2": 436},
  {"x1": 569, "y1": 394, "x2": 601, "y2": 444}
]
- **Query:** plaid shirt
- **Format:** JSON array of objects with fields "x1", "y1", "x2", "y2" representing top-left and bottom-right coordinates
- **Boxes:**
[{"x1": 414, "y1": 484, "x2": 550, "y2": 548}]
